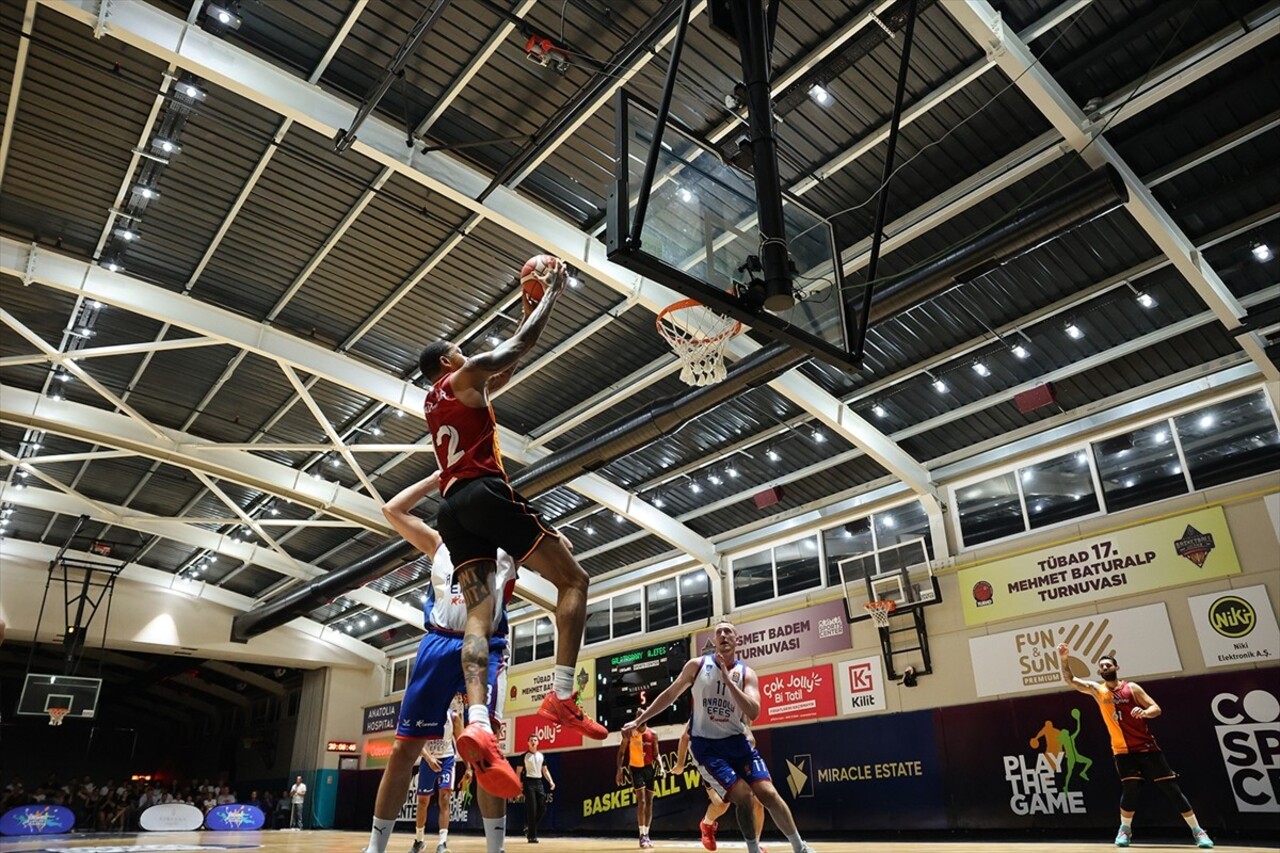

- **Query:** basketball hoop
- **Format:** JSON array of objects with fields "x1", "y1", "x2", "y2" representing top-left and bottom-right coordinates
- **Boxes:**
[
  {"x1": 864, "y1": 599, "x2": 896, "y2": 629},
  {"x1": 48, "y1": 707, "x2": 69, "y2": 726},
  {"x1": 657, "y1": 299, "x2": 743, "y2": 386}
]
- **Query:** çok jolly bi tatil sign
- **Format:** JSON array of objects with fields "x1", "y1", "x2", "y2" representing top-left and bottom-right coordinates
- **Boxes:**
[{"x1": 958, "y1": 506, "x2": 1241, "y2": 626}]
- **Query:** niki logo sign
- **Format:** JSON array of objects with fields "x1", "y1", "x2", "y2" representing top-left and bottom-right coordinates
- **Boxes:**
[
  {"x1": 1188, "y1": 585, "x2": 1279, "y2": 669},
  {"x1": 1002, "y1": 710, "x2": 1093, "y2": 816}
]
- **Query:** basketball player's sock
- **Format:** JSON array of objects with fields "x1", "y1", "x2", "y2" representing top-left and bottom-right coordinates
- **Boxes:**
[
  {"x1": 439, "y1": 828, "x2": 448, "y2": 844},
  {"x1": 366, "y1": 816, "x2": 396, "y2": 853},
  {"x1": 1182, "y1": 812, "x2": 1200, "y2": 829},
  {"x1": 415, "y1": 825, "x2": 425, "y2": 842},
  {"x1": 786, "y1": 832, "x2": 806, "y2": 853},
  {"x1": 468, "y1": 704, "x2": 493, "y2": 734},
  {"x1": 553, "y1": 665, "x2": 574, "y2": 699},
  {"x1": 483, "y1": 817, "x2": 505, "y2": 853},
  {"x1": 745, "y1": 841, "x2": 761, "y2": 853},
  {"x1": 1120, "y1": 814, "x2": 1133, "y2": 828}
]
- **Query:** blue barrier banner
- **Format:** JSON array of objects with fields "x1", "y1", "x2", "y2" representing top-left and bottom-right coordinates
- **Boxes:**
[
  {"x1": 206, "y1": 804, "x2": 266, "y2": 831},
  {"x1": 766, "y1": 709, "x2": 947, "y2": 830},
  {"x1": 0, "y1": 805, "x2": 75, "y2": 835}
]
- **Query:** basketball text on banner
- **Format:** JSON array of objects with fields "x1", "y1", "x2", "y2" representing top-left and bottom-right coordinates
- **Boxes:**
[
  {"x1": 968, "y1": 603, "x2": 1182, "y2": 698},
  {"x1": 958, "y1": 506, "x2": 1241, "y2": 626},
  {"x1": 1187, "y1": 584, "x2": 1280, "y2": 668}
]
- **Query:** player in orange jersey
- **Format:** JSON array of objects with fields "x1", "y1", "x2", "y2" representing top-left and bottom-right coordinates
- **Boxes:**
[{"x1": 1057, "y1": 643, "x2": 1213, "y2": 849}]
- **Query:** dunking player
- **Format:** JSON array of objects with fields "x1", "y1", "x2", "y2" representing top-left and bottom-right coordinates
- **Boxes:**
[
  {"x1": 617, "y1": 709, "x2": 664, "y2": 848},
  {"x1": 673, "y1": 719, "x2": 767, "y2": 852},
  {"x1": 624, "y1": 621, "x2": 815, "y2": 853},
  {"x1": 1057, "y1": 644, "x2": 1213, "y2": 849},
  {"x1": 420, "y1": 254, "x2": 606, "y2": 798},
  {"x1": 411, "y1": 698, "x2": 471, "y2": 853},
  {"x1": 361, "y1": 472, "x2": 514, "y2": 853}
]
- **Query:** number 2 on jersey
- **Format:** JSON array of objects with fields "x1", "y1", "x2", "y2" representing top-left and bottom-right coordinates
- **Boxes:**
[{"x1": 436, "y1": 425, "x2": 464, "y2": 467}]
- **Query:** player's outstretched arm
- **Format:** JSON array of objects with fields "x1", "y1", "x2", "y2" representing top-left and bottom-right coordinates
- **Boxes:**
[
  {"x1": 381, "y1": 471, "x2": 443, "y2": 556},
  {"x1": 1056, "y1": 643, "x2": 1099, "y2": 695},
  {"x1": 458, "y1": 259, "x2": 567, "y2": 390},
  {"x1": 625, "y1": 658, "x2": 700, "y2": 733},
  {"x1": 1128, "y1": 682, "x2": 1162, "y2": 719}
]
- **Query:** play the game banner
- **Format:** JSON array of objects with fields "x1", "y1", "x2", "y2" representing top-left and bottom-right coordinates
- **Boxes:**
[{"x1": 958, "y1": 506, "x2": 1241, "y2": 626}]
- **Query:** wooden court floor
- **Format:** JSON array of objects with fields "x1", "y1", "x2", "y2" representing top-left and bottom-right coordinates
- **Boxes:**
[{"x1": 0, "y1": 830, "x2": 1274, "y2": 853}]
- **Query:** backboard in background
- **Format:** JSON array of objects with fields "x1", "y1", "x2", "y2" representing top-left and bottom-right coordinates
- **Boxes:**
[
  {"x1": 17, "y1": 673, "x2": 102, "y2": 720},
  {"x1": 837, "y1": 536, "x2": 939, "y2": 622},
  {"x1": 608, "y1": 90, "x2": 861, "y2": 371}
]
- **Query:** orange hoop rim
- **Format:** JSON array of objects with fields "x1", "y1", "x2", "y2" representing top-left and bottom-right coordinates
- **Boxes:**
[
  {"x1": 656, "y1": 298, "x2": 743, "y2": 345},
  {"x1": 48, "y1": 707, "x2": 70, "y2": 725},
  {"x1": 863, "y1": 599, "x2": 897, "y2": 612}
]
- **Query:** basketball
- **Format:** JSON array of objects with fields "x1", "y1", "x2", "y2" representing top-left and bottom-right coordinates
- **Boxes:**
[{"x1": 521, "y1": 254, "x2": 559, "y2": 303}]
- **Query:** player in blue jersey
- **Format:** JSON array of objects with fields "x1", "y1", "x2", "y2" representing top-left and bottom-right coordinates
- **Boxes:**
[
  {"x1": 362, "y1": 471, "x2": 515, "y2": 853},
  {"x1": 624, "y1": 621, "x2": 815, "y2": 853}
]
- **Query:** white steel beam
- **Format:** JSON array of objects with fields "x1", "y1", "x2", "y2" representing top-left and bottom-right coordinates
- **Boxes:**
[
  {"x1": 0, "y1": 335, "x2": 220, "y2": 368},
  {"x1": 0, "y1": 0, "x2": 38, "y2": 186}
]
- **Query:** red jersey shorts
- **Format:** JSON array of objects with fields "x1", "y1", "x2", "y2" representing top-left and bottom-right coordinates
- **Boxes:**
[{"x1": 438, "y1": 475, "x2": 557, "y2": 570}]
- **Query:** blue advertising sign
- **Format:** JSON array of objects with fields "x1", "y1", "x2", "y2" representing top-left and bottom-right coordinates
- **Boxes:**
[
  {"x1": 767, "y1": 709, "x2": 947, "y2": 830},
  {"x1": 206, "y1": 804, "x2": 266, "y2": 831},
  {"x1": 0, "y1": 804, "x2": 75, "y2": 835},
  {"x1": 363, "y1": 700, "x2": 402, "y2": 734}
]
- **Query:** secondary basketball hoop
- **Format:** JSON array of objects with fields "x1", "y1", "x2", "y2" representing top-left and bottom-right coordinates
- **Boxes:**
[
  {"x1": 657, "y1": 298, "x2": 742, "y2": 386},
  {"x1": 48, "y1": 707, "x2": 70, "y2": 726},
  {"x1": 863, "y1": 599, "x2": 896, "y2": 629}
]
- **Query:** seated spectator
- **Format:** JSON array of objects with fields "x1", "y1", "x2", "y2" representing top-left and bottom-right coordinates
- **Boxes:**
[
  {"x1": 202, "y1": 791, "x2": 218, "y2": 813},
  {"x1": 216, "y1": 785, "x2": 235, "y2": 806}
]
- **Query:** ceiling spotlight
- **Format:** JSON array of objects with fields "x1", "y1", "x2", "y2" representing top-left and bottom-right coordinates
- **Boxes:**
[
  {"x1": 118, "y1": 229, "x2": 138, "y2": 241},
  {"x1": 101, "y1": 259, "x2": 123, "y2": 273},
  {"x1": 871, "y1": 404, "x2": 887, "y2": 419},
  {"x1": 208, "y1": 556, "x2": 217, "y2": 563},
  {"x1": 811, "y1": 429, "x2": 826, "y2": 443},
  {"x1": 766, "y1": 448, "x2": 780, "y2": 462},
  {"x1": 1252, "y1": 243, "x2": 1273, "y2": 262},
  {"x1": 394, "y1": 408, "x2": 405, "y2": 418},
  {"x1": 344, "y1": 624, "x2": 353, "y2": 633},
  {"x1": 178, "y1": 81, "x2": 206, "y2": 100},
  {"x1": 487, "y1": 334, "x2": 502, "y2": 347},
  {"x1": 972, "y1": 362, "x2": 990, "y2": 377},
  {"x1": 1198, "y1": 414, "x2": 1215, "y2": 430},
  {"x1": 708, "y1": 472, "x2": 722, "y2": 485},
  {"x1": 55, "y1": 370, "x2": 71, "y2": 382},
  {"x1": 1011, "y1": 343, "x2": 1030, "y2": 360},
  {"x1": 269, "y1": 505, "x2": 280, "y2": 516},
  {"x1": 585, "y1": 524, "x2": 595, "y2": 535},
  {"x1": 16, "y1": 469, "x2": 29, "y2": 478},
  {"x1": 614, "y1": 512, "x2": 624, "y2": 523},
  {"x1": 369, "y1": 424, "x2": 383, "y2": 436},
  {"x1": 880, "y1": 514, "x2": 895, "y2": 529},
  {"x1": 808, "y1": 83, "x2": 832, "y2": 106},
  {"x1": 653, "y1": 495, "x2": 665, "y2": 508},
  {"x1": 152, "y1": 138, "x2": 181, "y2": 156},
  {"x1": 690, "y1": 481, "x2": 702, "y2": 493},
  {"x1": 567, "y1": 275, "x2": 582, "y2": 289},
  {"x1": 678, "y1": 187, "x2": 694, "y2": 203},
  {"x1": 327, "y1": 456, "x2": 340, "y2": 467},
  {"x1": 1136, "y1": 292, "x2": 1156, "y2": 309},
  {"x1": 1065, "y1": 323, "x2": 1083, "y2": 339},
  {"x1": 206, "y1": 3, "x2": 242, "y2": 28},
  {"x1": 133, "y1": 186, "x2": 159, "y2": 201},
  {"x1": 726, "y1": 465, "x2": 739, "y2": 478},
  {"x1": 932, "y1": 378, "x2": 948, "y2": 394},
  {"x1": 1154, "y1": 429, "x2": 1168, "y2": 444}
]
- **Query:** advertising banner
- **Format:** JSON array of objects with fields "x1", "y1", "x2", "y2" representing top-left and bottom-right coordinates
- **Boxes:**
[
  {"x1": 0, "y1": 805, "x2": 75, "y2": 835},
  {"x1": 958, "y1": 506, "x2": 1242, "y2": 625},
  {"x1": 1188, "y1": 584, "x2": 1279, "y2": 668},
  {"x1": 139, "y1": 803, "x2": 204, "y2": 831},
  {"x1": 506, "y1": 659, "x2": 595, "y2": 715},
  {"x1": 363, "y1": 735, "x2": 395, "y2": 770},
  {"x1": 771, "y1": 710, "x2": 946, "y2": 829},
  {"x1": 836, "y1": 655, "x2": 887, "y2": 716},
  {"x1": 694, "y1": 598, "x2": 850, "y2": 666},
  {"x1": 362, "y1": 700, "x2": 401, "y2": 734},
  {"x1": 756, "y1": 663, "x2": 836, "y2": 726},
  {"x1": 968, "y1": 603, "x2": 1181, "y2": 697},
  {"x1": 205, "y1": 804, "x2": 266, "y2": 830},
  {"x1": 513, "y1": 711, "x2": 585, "y2": 750},
  {"x1": 552, "y1": 739, "x2": 710, "y2": 833}
]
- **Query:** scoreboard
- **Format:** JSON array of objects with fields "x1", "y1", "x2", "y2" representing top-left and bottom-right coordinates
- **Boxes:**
[{"x1": 594, "y1": 638, "x2": 691, "y2": 732}]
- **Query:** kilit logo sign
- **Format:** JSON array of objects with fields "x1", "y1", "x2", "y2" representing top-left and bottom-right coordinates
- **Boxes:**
[
  {"x1": 785, "y1": 755, "x2": 814, "y2": 798},
  {"x1": 1174, "y1": 525, "x2": 1216, "y2": 567}
]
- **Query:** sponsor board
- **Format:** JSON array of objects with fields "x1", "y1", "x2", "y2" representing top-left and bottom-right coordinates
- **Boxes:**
[
  {"x1": 1189, "y1": 584, "x2": 1279, "y2": 668},
  {"x1": 507, "y1": 660, "x2": 595, "y2": 715},
  {"x1": 139, "y1": 803, "x2": 204, "y2": 832},
  {"x1": 757, "y1": 664, "x2": 836, "y2": 726},
  {"x1": 958, "y1": 506, "x2": 1241, "y2": 625},
  {"x1": 363, "y1": 735, "x2": 395, "y2": 770},
  {"x1": 968, "y1": 603, "x2": 1181, "y2": 697},
  {"x1": 0, "y1": 805, "x2": 74, "y2": 835},
  {"x1": 1212, "y1": 688, "x2": 1280, "y2": 812},
  {"x1": 205, "y1": 805, "x2": 265, "y2": 831},
  {"x1": 836, "y1": 655, "x2": 887, "y2": 716},
  {"x1": 513, "y1": 711, "x2": 584, "y2": 750},
  {"x1": 693, "y1": 599, "x2": 850, "y2": 667},
  {"x1": 362, "y1": 700, "x2": 401, "y2": 734}
]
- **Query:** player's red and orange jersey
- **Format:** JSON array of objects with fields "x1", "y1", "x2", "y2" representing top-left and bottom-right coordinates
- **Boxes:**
[
  {"x1": 627, "y1": 727, "x2": 659, "y2": 767},
  {"x1": 1093, "y1": 680, "x2": 1159, "y2": 755},
  {"x1": 423, "y1": 372, "x2": 506, "y2": 493}
]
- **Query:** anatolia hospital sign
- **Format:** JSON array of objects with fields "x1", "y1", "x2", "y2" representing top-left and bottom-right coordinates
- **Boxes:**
[{"x1": 958, "y1": 506, "x2": 1241, "y2": 626}]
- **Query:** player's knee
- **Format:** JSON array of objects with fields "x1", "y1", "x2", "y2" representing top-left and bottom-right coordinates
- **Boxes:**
[{"x1": 1119, "y1": 779, "x2": 1143, "y2": 812}]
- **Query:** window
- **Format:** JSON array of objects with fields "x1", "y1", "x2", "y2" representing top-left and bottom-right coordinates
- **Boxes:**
[
  {"x1": 388, "y1": 656, "x2": 412, "y2": 694},
  {"x1": 1174, "y1": 391, "x2": 1280, "y2": 490},
  {"x1": 875, "y1": 501, "x2": 933, "y2": 559},
  {"x1": 824, "y1": 517, "x2": 874, "y2": 585},
  {"x1": 679, "y1": 570, "x2": 711, "y2": 623},
  {"x1": 1094, "y1": 422, "x2": 1186, "y2": 512},
  {"x1": 732, "y1": 548, "x2": 774, "y2": 607},
  {"x1": 613, "y1": 589, "x2": 642, "y2": 638},
  {"x1": 774, "y1": 536, "x2": 821, "y2": 596},
  {"x1": 512, "y1": 621, "x2": 535, "y2": 665},
  {"x1": 533, "y1": 616, "x2": 555, "y2": 662},
  {"x1": 957, "y1": 472, "x2": 1023, "y2": 545},
  {"x1": 646, "y1": 579, "x2": 678, "y2": 631},
  {"x1": 585, "y1": 599, "x2": 611, "y2": 645},
  {"x1": 1020, "y1": 451, "x2": 1100, "y2": 529}
]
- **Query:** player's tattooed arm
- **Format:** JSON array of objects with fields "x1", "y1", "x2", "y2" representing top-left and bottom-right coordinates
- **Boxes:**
[{"x1": 459, "y1": 565, "x2": 495, "y2": 609}]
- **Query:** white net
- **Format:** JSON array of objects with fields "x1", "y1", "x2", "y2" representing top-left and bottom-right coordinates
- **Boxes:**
[
  {"x1": 657, "y1": 300, "x2": 742, "y2": 387},
  {"x1": 864, "y1": 601, "x2": 895, "y2": 629}
]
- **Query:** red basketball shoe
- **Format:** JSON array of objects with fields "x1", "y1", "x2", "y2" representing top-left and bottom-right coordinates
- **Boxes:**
[
  {"x1": 537, "y1": 692, "x2": 607, "y2": 739},
  {"x1": 455, "y1": 723, "x2": 520, "y2": 799},
  {"x1": 699, "y1": 819, "x2": 717, "y2": 851}
]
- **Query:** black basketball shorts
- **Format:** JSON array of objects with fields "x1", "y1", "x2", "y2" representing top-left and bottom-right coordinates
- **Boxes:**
[
  {"x1": 629, "y1": 764, "x2": 657, "y2": 791},
  {"x1": 1114, "y1": 750, "x2": 1177, "y2": 781},
  {"x1": 437, "y1": 475, "x2": 558, "y2": 571}
]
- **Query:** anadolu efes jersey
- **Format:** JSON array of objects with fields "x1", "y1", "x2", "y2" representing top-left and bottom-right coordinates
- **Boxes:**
[
  {"x1": 690, "y1": 655, "x2": 750, "y2": 739},
  {"x1": 424, "y1": 544, "x2": 518, "y2": 637}
]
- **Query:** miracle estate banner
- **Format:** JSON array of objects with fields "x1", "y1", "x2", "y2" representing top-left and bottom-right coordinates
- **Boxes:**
[{"x1": 958, "y1": 506, "x2": 1241, "y2": 625}]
